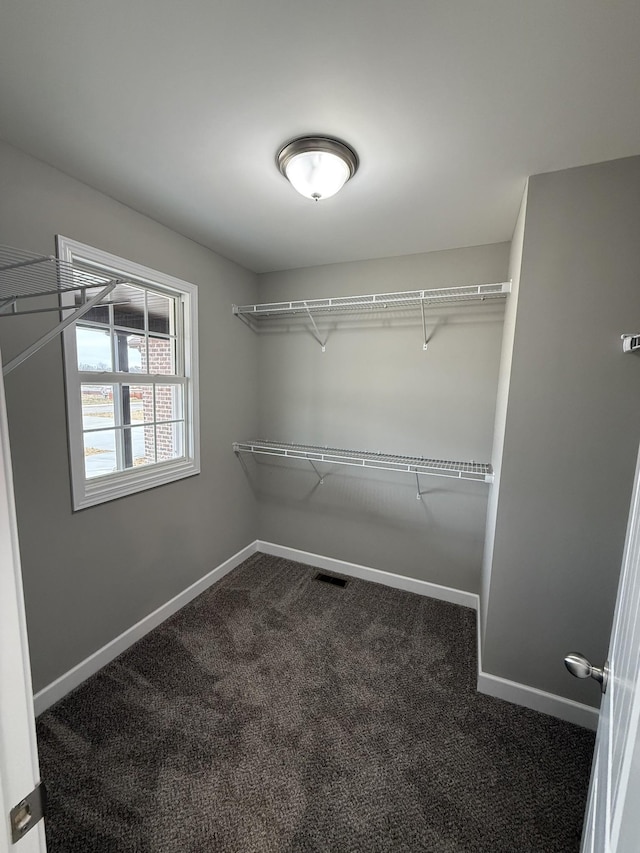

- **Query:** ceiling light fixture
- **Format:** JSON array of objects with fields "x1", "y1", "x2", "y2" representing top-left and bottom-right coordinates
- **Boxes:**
[{"x1": 277, "y1": 136, "x2": 359, "y2": 201}]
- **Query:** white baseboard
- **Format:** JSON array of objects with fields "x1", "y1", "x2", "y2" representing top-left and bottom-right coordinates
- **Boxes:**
[
  {"x1": 33, "y1": 541, "x2": 258, "y2": 716},
  {"x1": 262, "y1": 542, "x2": 598, "y2": 728},
  {"x1": 475, "y1": 616, "x2": 599, "y2": 730},
  {"x1": 476, "y1": 671, "x2": 599, "y2": 730},
  {"x1": 35, "y1": 537, "x2": 599, "y2": 732},
  {"x1": 256, "y1": 540, "x2": 479, "y2": 610}
]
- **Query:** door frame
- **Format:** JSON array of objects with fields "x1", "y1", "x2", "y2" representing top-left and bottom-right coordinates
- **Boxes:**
[{"x1": 0, "y1": 362, "x2": 46, "y2": 852}]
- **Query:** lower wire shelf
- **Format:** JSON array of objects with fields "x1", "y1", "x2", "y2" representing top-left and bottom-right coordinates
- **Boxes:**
[{"x1": 233, "y1": 440, "x2": 494, "y2": 484}]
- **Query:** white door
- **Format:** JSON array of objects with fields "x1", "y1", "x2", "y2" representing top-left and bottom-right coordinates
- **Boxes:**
[
  {"x1": 0, "y1": 362, "x2": 46, "y2": 852},
  {"x1": 580, "y1": 441, "x2": 640, "y2": 853}
]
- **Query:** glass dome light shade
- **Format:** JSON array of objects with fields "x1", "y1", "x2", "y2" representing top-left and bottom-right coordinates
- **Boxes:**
[
  {"x1": 285, "y1": 151, "x2": 351, "y2": 201},
  {"x1": 277, "y1": 137, "x2": 358, "y2": 201}
]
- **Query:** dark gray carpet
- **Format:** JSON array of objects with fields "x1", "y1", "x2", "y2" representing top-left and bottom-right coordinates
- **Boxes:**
[{"x1": 37, "y1": 553, "x2": 595, "y2": 852}]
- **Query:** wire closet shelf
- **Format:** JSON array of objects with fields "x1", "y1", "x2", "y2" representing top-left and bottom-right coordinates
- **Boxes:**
[
  {"x1": 0, "y1": 244, "x2": 124, "y2": 375},
  {"x1": 233, "y1": 281, "x2": 511, "y2": 320},
  {"x1": 233, "y1": 440, "x2": 494, "y2": 484}
]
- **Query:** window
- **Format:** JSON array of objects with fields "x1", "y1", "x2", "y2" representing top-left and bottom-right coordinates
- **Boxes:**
[{"x1": 58, "y1": 237, "x2": 200, "y2": 510}]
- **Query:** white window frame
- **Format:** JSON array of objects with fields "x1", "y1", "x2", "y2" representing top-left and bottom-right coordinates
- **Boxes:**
[{"x1": 58, "y1": 236, "x2": 200, "y2": 510}]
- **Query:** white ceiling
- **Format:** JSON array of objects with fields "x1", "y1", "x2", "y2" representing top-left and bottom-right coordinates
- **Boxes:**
[{"x1": 1, "y1": 1, "x2": 639, "y2": 273}]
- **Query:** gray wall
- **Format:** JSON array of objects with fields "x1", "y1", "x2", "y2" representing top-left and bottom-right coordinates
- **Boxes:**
[
  {"x1": 255, "y1": 244, "x2": 510, "y2": 592},
  {"x1": 0, "y1": 140, "x2": 259, "y2": 693},
  {"x1": 482, "y1": 156, "x2": 640, "y2": 705}
]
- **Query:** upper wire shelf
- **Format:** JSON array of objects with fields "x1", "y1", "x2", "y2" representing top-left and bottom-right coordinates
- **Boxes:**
[
  {"x1": 0, "y1": 245, "x2": 116, "y2": 302},
  {"x1": 0, "y1": 244, "x2": 123, "y2": 375},
  {"x1": 233, "y1": 281, "x2": 511, "y2": 351},
  {"x1": 233, "y1": 439, "x2": 493, "y2": 486},
  {"x1": 233, "y1": 281, "x2": 511, "y2": 320}
]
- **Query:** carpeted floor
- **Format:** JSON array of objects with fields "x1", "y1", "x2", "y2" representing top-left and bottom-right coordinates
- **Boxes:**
[{"x1": 36, "y1": 553, "x2": 595, "y2": 852}]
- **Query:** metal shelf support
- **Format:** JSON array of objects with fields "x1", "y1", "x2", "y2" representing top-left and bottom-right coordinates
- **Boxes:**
[
  {"x1": 2, "y1": 283, "x2": 116, "y2": 376},
  {"x1": 0, "y1": 244, "x2": 124, "y2": 375},
  {"x1": 421, "y1": 300, "x2": 429, "y2": 351},
  {"x1": 304, "y1": 302, "x2": 328, "y2": 352},
  {"x1": 307, "y1": 458, "x2": 325, "y2": 485}
]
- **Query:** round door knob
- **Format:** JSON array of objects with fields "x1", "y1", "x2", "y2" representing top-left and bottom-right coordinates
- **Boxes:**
[
  {"x1": 564, "y1": 652, "x2": 608, "y2": 694},
  {"x1": 564, "y1": 653, "x2": 593, "y2": 679}
]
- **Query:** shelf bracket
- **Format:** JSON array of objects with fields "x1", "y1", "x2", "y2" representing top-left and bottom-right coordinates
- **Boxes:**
[
  {"x1": 232, "y1": 306, "x2": 259, "y2": 333},
  {"x1": 415, "y1": 471, "x2": 428, "y2": 500},
  {"x1": 304, "y1": 303, "x2": 327, "y2": 352},
  {"x1": 0, "y1": 296, "x2": 17, "y2": 313},
  {"x1": 233, "y1": 447, "x2": 250, "y2": 479},
  {"x1": 420, "y1": 300, "x2": 429, "y2": 351},
  {"x1": 308, "y1": 459, "x2": 325, "y2": 485},
  {"x1": 2, "y1": 281, "x2": 117, "y2": 376}
]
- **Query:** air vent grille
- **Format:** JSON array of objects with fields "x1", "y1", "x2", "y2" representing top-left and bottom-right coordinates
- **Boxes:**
[{"x1": 314, "y1": 572, "x2": 348, "y2": 588}]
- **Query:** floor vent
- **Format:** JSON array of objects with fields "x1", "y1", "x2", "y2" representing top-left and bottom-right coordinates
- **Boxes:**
[{"x1": 314, "y1": 572, "x2": 348, "y2": 588}]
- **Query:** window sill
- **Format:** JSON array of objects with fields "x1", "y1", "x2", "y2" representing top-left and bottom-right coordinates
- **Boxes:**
[{"x1": 73, "y1": 458, "x2": 200, "y2": 511}]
